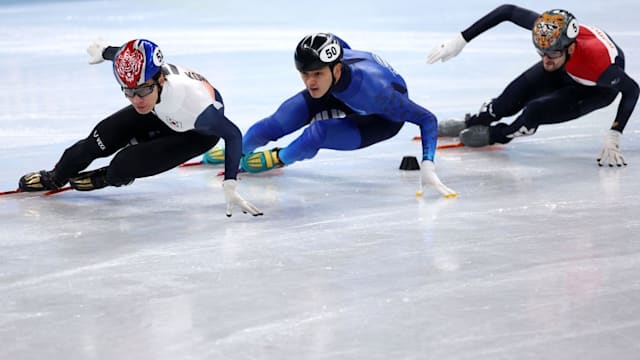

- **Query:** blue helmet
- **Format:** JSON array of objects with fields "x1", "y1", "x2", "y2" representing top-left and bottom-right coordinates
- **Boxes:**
[{"x1": 113, "y1": 39, "x2": 164, "y2": 88}]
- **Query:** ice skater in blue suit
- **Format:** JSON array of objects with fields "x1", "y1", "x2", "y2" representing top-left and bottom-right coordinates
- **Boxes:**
[{"x1": 204, "y1": 33, "x2": 456, "y2": 198}]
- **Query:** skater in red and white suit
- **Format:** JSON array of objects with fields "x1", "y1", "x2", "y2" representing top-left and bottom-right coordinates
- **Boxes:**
[{"x1": 428, "y1": 5, "x2": 638, "y2": 167}]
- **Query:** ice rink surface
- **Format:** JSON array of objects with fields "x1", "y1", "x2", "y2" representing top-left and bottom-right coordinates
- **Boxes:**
[{"x1": 1, "y1": 1, "x2": 640, "y2": 359}]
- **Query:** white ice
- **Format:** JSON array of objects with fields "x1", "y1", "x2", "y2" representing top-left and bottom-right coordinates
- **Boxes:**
[{"x1": 1, "y1": 1, "x2": 640, "y2": 359}]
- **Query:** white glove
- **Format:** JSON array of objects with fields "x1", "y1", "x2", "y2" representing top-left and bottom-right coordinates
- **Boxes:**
[
  {"x1": 86, "y1": 38, "x2": 107, "y2": 65},
  {"x1": 222, "y1": 179, "x2": 263, "y2": 217},
  {"x1": 420, "y1": 160, "x2": 457, "y2": 198},
  {"x1": 597, "y1": 130, "x2": 627, "y2": 167},
  {"x1": 427, "y1": 33, "x2": 467, "y2": 64}
]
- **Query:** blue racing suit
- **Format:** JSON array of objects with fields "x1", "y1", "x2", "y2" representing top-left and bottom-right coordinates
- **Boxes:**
[{"x1": 242, "y1": 39, "x2": 438, "y2": 164}]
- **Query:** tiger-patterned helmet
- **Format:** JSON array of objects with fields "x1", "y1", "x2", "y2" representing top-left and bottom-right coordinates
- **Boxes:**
[
  {"x1": 113, "y1": 39, "x2": 164, "y2": 88},
  {"x1": 532, "y1": 9, "x2": 579, "y2": 53}
]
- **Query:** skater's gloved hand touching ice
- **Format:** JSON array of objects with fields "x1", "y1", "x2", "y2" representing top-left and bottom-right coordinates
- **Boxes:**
[
  {"x1": 222, "y1": 179, "x2": 263, "y2": 217},
  {"x1": 597, "y1": 130, "x2": 627, "y2": 167},
  {"x1": 420, "y1": 160, "x2": 457, "y2": 198}
]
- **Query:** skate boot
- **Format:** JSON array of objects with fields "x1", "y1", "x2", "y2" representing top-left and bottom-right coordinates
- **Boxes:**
[
  {"x1": 241, "y1": 148, "x2": 284, "y2": 173},
  {"x1": 69, "y1": 167, "x2": 133, "y2": 191},
  {"x1": 19, "y1": 169, "x2": 67, "y2": 192},
  {"x1": 466, "y1": 100, "x2": 498, "y2": 127},
  {"x1": 460, "y1": 125, "x2": 491, "y2": 147},
  {"x1": 202, "y1": 146, "x2": 225, "y2": 164},
  {"x1": 438, "y1": 118, "x2": 467, "y2": 137}
]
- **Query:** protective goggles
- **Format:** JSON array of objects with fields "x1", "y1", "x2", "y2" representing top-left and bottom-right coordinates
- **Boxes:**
[
  {"x1": 122, "y1": 83, "x2": 156, "y2": 98},
  {"x1": 536, "y1": 48, "x2": 564, "y2": 59}
]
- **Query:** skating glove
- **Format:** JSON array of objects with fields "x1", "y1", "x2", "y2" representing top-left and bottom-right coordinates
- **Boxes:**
[
  {"x1": 222, "y1": 179, "x2": 263, "y2": 217},
  {"x1": 420, "y1": 160, "x2": 457, "y2": 198},
  {"x1": 427, "y1": 33, "x2": 467, "y2": 64},
  {"x1": 87, "y1": 38, "x2": 107, "y2": 64},
  {"x1": 597, "y1": 130, "x2": 627, "y2": 167}
]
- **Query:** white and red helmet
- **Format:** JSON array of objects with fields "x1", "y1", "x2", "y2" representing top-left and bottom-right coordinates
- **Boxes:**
[{"x1": 113, "y1": 39, "x2": 164, "y2": 88}]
